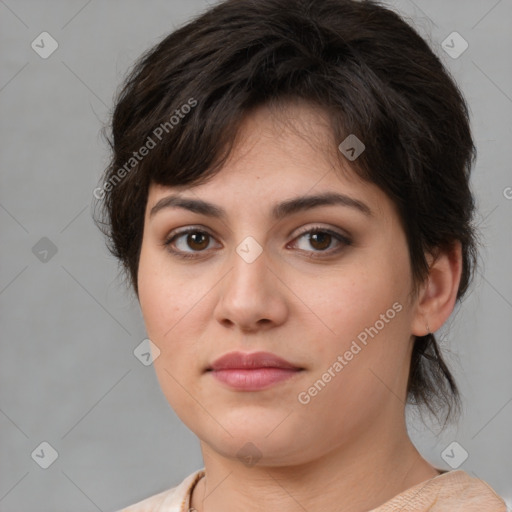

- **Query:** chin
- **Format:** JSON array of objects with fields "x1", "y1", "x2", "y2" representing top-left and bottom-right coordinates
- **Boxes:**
[{"x1": 197, "y1": 420, "x2": 308, "y2": 463}]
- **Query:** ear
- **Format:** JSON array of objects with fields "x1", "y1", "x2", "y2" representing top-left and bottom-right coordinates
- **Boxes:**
[{"x1": 411, "y1": 241, "x2": 463, "y2": 336}]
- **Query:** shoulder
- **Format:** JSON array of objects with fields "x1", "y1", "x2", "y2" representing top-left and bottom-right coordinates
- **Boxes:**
[
  {"x1": 115, "y1": 468, "x2": 205, "y2": 512},
  {"x1": 372, "y1": 470, "x2": 508, "y2": 512}
]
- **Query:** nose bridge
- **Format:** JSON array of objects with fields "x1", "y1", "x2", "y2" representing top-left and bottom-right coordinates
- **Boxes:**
[
  {"x1": 235, "y1": 235, "x2": 265, "y2": 266},
  {"x1": 214, "y1": 235, "x2": 288, "y2": 330},
  {"x1": 228, "y1": 235, "x2": 271, "y2": 298}
]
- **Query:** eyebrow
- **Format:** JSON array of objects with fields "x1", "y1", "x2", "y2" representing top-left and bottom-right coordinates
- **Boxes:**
[{"x1": 149, "y1": 191, "x2": 373, "y2": 220}]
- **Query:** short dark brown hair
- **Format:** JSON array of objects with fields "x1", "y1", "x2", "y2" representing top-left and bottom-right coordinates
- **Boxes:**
[{"x1": 96, "y1": 0, "x2": 478, "y2": 426}]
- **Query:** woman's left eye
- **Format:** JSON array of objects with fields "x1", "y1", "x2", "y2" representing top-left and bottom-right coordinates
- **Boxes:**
[{"x1": 289, "y1": 228, "x2": 352, "y2": 255}]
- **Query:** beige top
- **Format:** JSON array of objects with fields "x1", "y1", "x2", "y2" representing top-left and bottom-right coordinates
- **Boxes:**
[{"x1": 118, "y1": 467, "x2": 508, "y2": 512}]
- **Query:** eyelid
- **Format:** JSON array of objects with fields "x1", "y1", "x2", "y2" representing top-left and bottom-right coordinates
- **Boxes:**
[
  {"x1": 163, "y1": 225, "x2": 220, "y2": 246},
  {"x1": 291, "y1": 224, "x2": 351, "y2": 241}
]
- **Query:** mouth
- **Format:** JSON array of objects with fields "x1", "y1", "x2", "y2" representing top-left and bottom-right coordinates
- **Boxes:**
[{"x1": 206, "y1": 351, "x2": 304, "y2": 391}]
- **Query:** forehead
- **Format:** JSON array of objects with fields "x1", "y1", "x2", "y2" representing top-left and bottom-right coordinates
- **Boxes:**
[{"x1": 146, "y1": 101, "x2": 390, "y2": 220}]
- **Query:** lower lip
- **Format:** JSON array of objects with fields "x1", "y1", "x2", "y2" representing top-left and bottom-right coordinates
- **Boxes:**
[{"x1": 209, "y1": 368, "x2": 302, "y2": 390}]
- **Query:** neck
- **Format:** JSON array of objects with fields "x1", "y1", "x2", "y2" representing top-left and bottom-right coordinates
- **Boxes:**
[{"x1": 190, "y1": 417, "x2": 439, "y2": 512}]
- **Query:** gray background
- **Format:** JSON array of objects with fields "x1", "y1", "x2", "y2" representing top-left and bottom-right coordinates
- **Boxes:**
[{"x1": 1, "y1": 1, "x2": 511, "y2": 511}]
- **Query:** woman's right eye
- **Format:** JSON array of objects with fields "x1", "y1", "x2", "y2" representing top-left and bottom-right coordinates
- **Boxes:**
[{"x1": 164, "y1": 228, "x2": 221, "y2": 259}]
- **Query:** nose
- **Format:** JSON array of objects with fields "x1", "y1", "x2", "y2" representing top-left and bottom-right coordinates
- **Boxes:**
[{"x1": 213, "y1": 243, "x2": 289, "y2": 333}]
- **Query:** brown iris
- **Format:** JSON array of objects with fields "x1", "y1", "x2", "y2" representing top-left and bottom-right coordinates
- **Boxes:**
[
  {"x1": 308, "y1": 231, "x2": 331, "y2": 251},
  {"x1": 187, "y1": 232, "x2": 209, "y2": 251}
]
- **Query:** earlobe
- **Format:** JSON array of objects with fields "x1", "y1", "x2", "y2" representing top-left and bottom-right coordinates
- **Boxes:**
[{"x1": 411, "y1": 242, "x2": 463, "y2": 336}]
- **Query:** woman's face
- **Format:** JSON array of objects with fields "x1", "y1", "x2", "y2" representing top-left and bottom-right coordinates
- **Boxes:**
[{"x1": 137, "y1": 102, "x2": 423, "y2": 466}]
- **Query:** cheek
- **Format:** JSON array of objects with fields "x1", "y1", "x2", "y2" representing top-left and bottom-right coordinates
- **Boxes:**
[
  {"x1": 296, "y1": 240, "x2": 413, "y2": 373},
  {"x1": 138, "y1": 242, "x2": 193, "y2": 332},
  {"x1": 138, "y1": 263, "x2": 172, "y2": 339},
  {"x1": 295, "y1": 264, "x2": 402, "y2": 340},
  {"x1": 137, "y1": 247, "x2": 214, "y2": 377},
  {"x1": 137, "y1": 246, "x2": 186, "y2": 357},
  {"x1": 137, "y1": 255, "x2": 204, "y2": 416}
]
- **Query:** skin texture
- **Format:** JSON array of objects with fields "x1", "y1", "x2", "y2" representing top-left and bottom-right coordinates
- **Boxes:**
[{"x1": 137, "y1": 101, "x2": 462, "y2": 512}]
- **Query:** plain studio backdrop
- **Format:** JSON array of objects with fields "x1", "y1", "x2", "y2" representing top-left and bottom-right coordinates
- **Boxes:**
[{"x1": 1, "y1": 1, "x2": 511, "y2": 511}]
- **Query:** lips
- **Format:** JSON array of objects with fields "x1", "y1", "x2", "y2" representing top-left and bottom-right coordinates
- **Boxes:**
[
  {"x1": 206, "y1": 351, "x2": 304, "y2": 391},
  {"x1": 207, "y1": 351, "x2": 302, "y2": 371}
]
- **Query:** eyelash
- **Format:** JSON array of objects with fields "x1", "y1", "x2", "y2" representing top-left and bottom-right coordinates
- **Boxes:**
[{"x1": 163, "y1": 226, "x2": 352, "y2": 260}]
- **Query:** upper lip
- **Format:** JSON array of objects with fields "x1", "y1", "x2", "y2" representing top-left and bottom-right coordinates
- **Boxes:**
[{"x1": 207, "y1": 351, "x2": 302, "y2": 371}]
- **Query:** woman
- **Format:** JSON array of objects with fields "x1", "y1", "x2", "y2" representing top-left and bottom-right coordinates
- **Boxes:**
[{"x1": 97, "y1": 0, "x2": 507, "y2": 510}]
